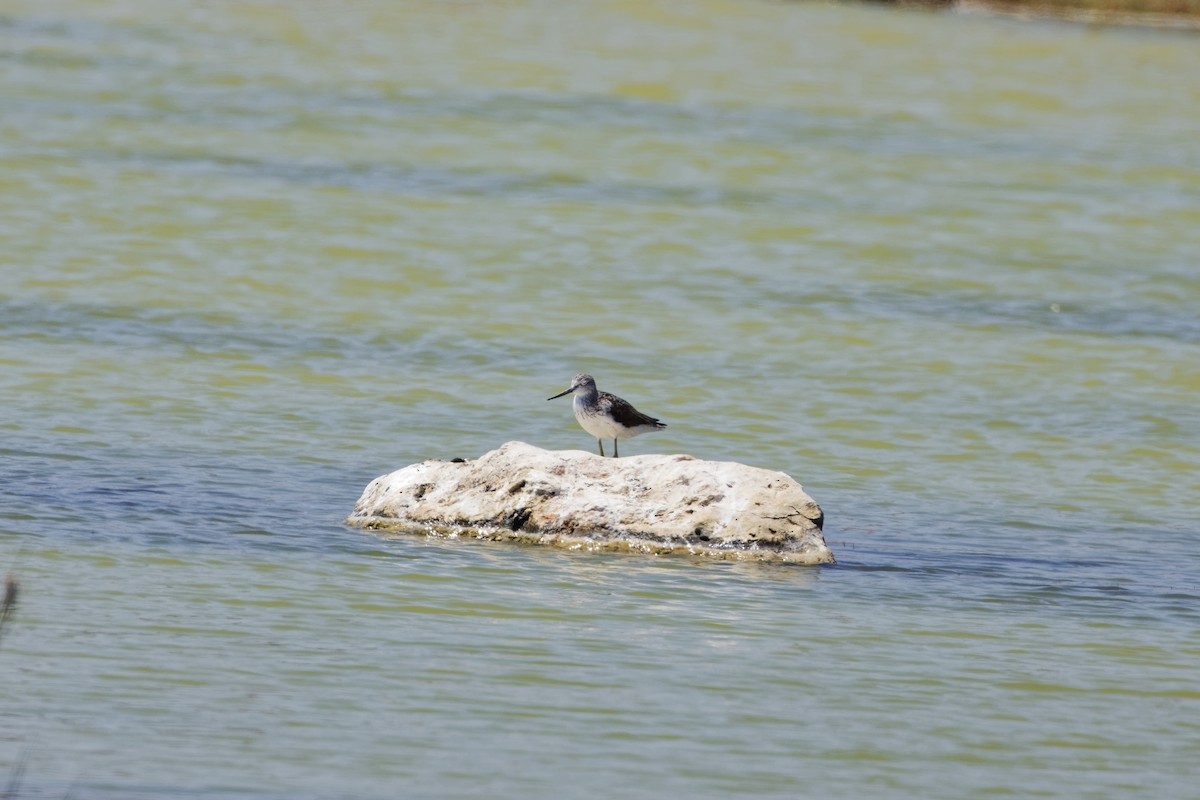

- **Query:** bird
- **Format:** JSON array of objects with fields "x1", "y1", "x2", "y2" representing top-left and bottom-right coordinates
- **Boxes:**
[{"x1": 547, "y1": 373, "x2": 666, "y2": 457}]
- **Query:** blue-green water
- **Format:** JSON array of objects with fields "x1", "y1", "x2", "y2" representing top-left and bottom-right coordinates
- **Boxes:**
[{"x1": 2, "y1": 1, "x2": 1199, "y2": 797}]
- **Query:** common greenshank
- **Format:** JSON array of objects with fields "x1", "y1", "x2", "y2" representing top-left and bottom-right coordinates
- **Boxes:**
[{"x1": 547, "y1": 373, "x2": 666, "y2": 457}]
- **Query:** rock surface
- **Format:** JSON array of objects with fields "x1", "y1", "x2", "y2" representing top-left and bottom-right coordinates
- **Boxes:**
[{"x1": 346, "y1": 441, "x2": 833, "y2": 565}]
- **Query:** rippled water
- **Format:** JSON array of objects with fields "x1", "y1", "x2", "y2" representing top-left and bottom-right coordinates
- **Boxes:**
[{"x1": 2, "y1": 1, "x2": 1199, "y2": 798}]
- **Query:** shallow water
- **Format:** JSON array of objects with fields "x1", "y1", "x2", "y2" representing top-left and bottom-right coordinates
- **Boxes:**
[{"x1": 2, "y1": 1, "x2": 1199, "y2": 797}]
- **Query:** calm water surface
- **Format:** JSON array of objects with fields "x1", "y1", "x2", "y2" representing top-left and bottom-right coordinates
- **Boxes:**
[{"x1": 2, "y1": 1, "x2": 1199, "y2": 798}]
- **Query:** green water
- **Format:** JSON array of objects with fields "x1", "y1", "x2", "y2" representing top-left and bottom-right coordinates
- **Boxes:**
[{"x1": 2, "y1": 1, "x2": 1198, "y2": 797}]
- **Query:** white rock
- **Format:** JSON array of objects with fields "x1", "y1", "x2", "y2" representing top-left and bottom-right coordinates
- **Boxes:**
[{"x1": 346, "y1": 441, "x2": 833, "y2": 565}]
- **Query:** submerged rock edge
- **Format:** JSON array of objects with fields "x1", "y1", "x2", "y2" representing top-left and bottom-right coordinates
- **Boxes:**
[{"x1": 346, "y1": 516, "x2": 834, "y2": 564}]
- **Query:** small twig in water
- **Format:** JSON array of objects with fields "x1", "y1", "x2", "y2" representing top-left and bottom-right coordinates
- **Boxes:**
[
  {"x1": 0, "y1": 573, "x2": 17, "y2": 646},
  {"x1": 1, "y1": 754, "x2": 25, "y2": 800}
]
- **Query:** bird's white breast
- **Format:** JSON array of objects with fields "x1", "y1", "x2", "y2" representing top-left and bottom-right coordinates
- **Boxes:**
[{"x1": 573, "y1": 397, "x2": 654, "y2": 440}]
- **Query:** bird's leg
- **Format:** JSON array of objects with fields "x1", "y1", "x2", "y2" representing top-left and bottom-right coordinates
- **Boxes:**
[
  {"x1": 597, "y1": 439, "x2": 605, "y2": 457},
  {"x1": 613, "y1": 439, "x2": 619, "y2": 458}
]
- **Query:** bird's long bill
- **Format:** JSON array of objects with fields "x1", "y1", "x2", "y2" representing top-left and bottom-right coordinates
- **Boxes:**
[{"x1": 546, "y1": 387, "x2": 573, "y2": 401}]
